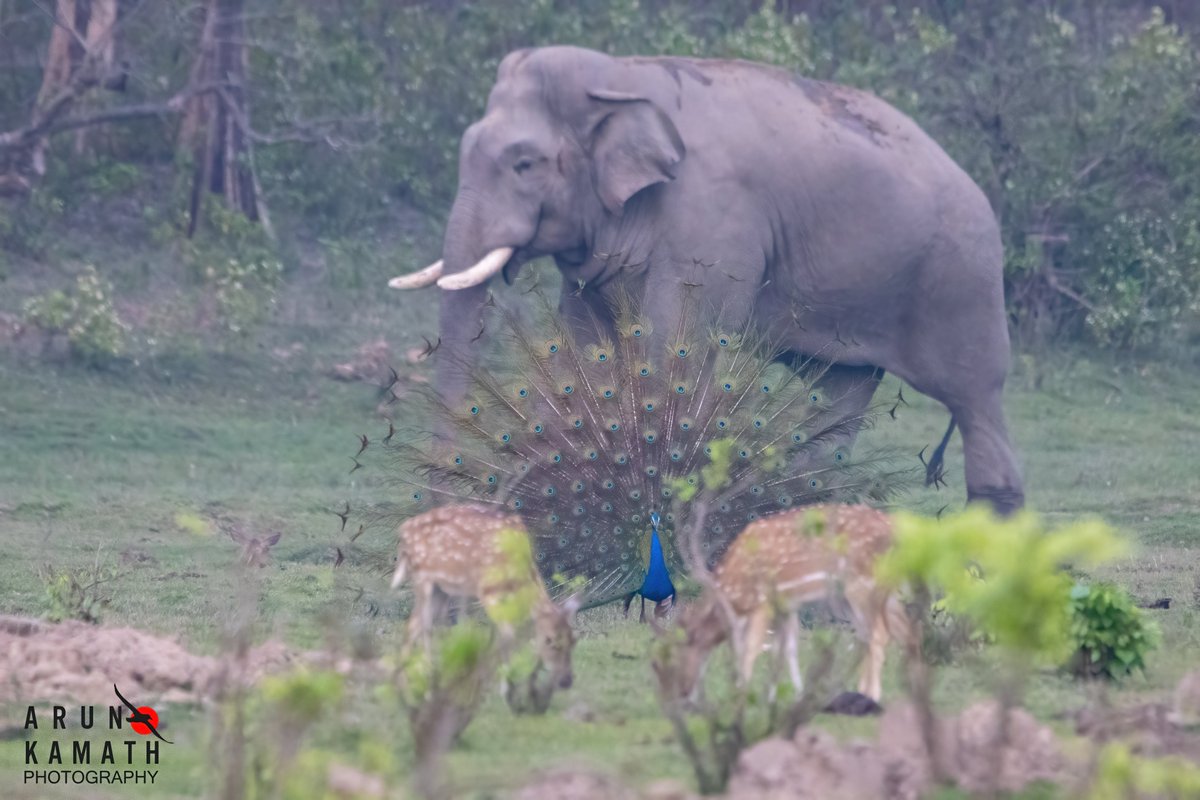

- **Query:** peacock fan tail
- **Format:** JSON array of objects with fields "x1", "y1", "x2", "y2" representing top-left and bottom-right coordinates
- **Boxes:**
[{"x1": 376, "y1": 291, "x2": 911, "y2": 608}]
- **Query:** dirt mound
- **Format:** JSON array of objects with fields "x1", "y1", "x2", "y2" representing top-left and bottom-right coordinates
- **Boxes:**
[
  {"x1": 513, "y1": 768, "x2": 641, "y2": 800},
  {"x1": 0, "y1": 615, "x2": 333, "y2": 705},
  {"x1": 727, "y1": 700, "x2": 1064, "y2": 800}
]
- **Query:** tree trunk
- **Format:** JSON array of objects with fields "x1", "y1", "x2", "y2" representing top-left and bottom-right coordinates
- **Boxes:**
[
  {"x1": 30, "y1": 0, "x2": 77, "y2": 175},
  {"x1": 72, "y1": 0, "x2": 119, "y2": 156},
  {"x1": 179, "y1": 0, "x2": 270, "y2": 238}
]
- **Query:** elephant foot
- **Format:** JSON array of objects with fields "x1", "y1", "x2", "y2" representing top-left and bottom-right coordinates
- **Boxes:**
[{"x1": 966, "y1": 486, "x2": 1025, "y2": 516}]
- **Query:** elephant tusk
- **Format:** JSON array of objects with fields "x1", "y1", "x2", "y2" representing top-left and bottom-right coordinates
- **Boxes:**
[
  {"x1": 388, "y1": 260, "x2": 444, "y2": 290},
  {"x1": 437, "y1": 247, "x2": 514, "y2": 290}
]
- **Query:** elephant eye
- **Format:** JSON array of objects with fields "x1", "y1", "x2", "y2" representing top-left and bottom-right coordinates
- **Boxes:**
[{"x1": 513, "y1": 157, "x2": 535, "y2": 175}]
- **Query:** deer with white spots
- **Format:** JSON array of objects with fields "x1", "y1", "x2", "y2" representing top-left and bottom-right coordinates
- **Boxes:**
[
  {"x1": 391, "y1": 504, "x2": 580, "y2": 690},
  {"x1": 678, "y1": 503, "x2": 913, "y2": 702}
]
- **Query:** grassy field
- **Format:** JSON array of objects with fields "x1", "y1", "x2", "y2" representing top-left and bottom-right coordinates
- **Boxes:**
[{"x1": 1, "y1": 262, "x2": 1199, "y2": 798}]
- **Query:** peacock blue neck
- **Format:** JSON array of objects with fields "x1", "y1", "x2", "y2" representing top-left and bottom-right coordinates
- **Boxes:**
[{"x1": 639, "y1": 526, "x2": 675, "y2": 603}]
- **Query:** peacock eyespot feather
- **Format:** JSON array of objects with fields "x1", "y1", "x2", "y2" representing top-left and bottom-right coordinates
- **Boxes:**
[
  {"x1": 676, "y1": 347, "x2": 688, "y2": 358},
  {"x1": 644, "y1": 402, "x2": 655, "y2": 411},
  {"x1": 573, "y1": 481, "x2": 585, "y2": 492},
  {"x1": 665, "y1": 512, "x2": 675, "y2": 522},
  {"x1": 597, "y1": 352, "x2": 608, "y2": 362},
  {"x1": 582, "y1": 526, "x2": 592, "y2": 536},
  {"x1": 739, "y1": 449, "x2": 749, "y2": 458},
  {"x1": 573, "y1": 418, "x2": 584, "y2": 428},
  {"x1": 753, "y1": 418, "x2": 765, "y2": 428},
  {"x1": 809, "y1": 392, "x2": 821, "y2": 403},
  {"x1": 640, "y1": 367, "x2": 651, "y2": 377},
  {"x1": 686, "y1": 475, "x2": 698, "y2": 486},
  {"x1": 661, "y1": 487, "x2": 672, "y2": 498},
  {"x1": 499, "y1": 432, "x2": 511, "y2": 443},
  {"x1": 834, "y1": 449, "x2": 846, "y2": 462},
  {"x1": 675, "y1": 384, "x2": 687, "y2": 394},
  {"x1": 544, "y1": 486, "x2": 556, "y2": 496},
  {"x1": 723, "y1": 382, "x2": 734, "y2": 392},
  {"x1": 761, "y1": 383, "x2": 771, "y2": 393},
  {"x1": 517, "y1": 387, "x2": 528, "y2": 398},
  {"x1": 716, "y1": 418, "x2": 729, "y2": 429},
  {"x1": 512, "y1": 498, "x2": 523, "y2": 509},
  {"x1": 603, "y1": 480, "x2": 615, "y2": 490},
  {"x1": 809, "y1": 478, "x2": 821, "y2": 488},
  {"x1": 645, "y1": 466, "x2": 657, "y2": 476},
  {"x1": 486, "y1": 474, "x2": 497, "y2": 484},
  {"x1": 616, "y1": 453, "x2": 628, "y2": 465},
  {"x1": 613, "y1": 526, "x2": 624, "y2": 535},
  {"x1": 670, "y1": 450, "x2": 683, "y2": 461},
  {"x1": 792, "y1": 432, "x2": 805, "y2": 443},
  {"x1": 551, "y1": 453, "x2": 562, "y2": 463},
  {"x1": 602, "y1": 502, "x2": 614, "y2": 512},
  {"x1": 750, "y1": 484, "x2": 763, "y2": 495},
  {"x1": 517, "y1": 462, "x2": 530, "y2": 473},
  {"x1": 469, "y1": 405, "x2": 480, "y2": 415},
  {"x1": 548, "y1": 342, "x2": 560, "y2": 354},
  {"x1": 718, "y1": 336, "x2": 730, "y2": 347},
  {"x1": 574, "y1": 505, "x2": 586, "y2": 516},
  {"x1": 719, "y1": 503, "x2": 731, "y2": 512},
  {"x1": 644, "y1": 431, "x2": 657, "y2": 443},
  {"x1": 679, "y1": 420, "x2": 691, "y2": 431},
  {"x1": 629, "y1": 489, "x2": 642, "y2": 501},
  {"x1": 453, "y1": 455, "x2": 463, "y2": 465},
  {"x1": 562, "y1": 384, "x2": 574, "y2": 394},
  {"x1": 412, "y1": 491, "x2": 422, "y2": 500},
  {"x1": 609, "y1": 422, "x2": 620, "y2": 431},
  {"x1": 602, "y1": 388, "x2": 614, "y2": 399},
  {"x1": 532, "y1": 423, "x2": 544, "y2": 434},
  {"x1": 703, "y1": 445, "x2": 712, "y2": 455},
  {"x1": 587, "y1": 450, "x2": 599, "y2": 460}
]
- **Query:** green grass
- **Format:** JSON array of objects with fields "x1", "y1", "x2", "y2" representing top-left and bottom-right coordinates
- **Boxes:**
[{"x1": 1, "y1": 275, "x2": 1198, "y2": 798}]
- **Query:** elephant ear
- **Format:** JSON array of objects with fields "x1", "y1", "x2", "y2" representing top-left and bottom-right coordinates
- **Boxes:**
[{"x1": 585, "y1": 89, "x2": 685, "y2": 215}]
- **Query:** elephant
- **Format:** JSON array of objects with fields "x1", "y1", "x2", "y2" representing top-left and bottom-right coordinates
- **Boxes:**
[{"x1": 389, "y1": 45, "x2": 1025, "y2": 513}]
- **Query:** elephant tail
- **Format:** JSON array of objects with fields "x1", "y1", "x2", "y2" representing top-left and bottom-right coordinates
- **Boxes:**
[{"x1": 922, "y1": 416, "x2": 957, "y2": 487}]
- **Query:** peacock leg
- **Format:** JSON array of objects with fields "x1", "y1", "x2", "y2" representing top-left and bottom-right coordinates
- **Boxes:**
[{"x1": 623, "y1": 591, "x2": 635, "y2": 619}]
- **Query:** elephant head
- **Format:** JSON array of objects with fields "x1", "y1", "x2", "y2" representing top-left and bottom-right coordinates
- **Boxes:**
[{"x1": 390, "y1": 47, "x2": 685, "y2": 418}]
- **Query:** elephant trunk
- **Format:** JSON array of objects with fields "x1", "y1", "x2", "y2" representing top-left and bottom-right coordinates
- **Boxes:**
[{"x1": 431, "y1": 194, "x2": 498, "y2": 438}]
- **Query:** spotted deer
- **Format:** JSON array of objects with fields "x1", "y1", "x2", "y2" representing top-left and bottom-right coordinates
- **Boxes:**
[
  {"x1": 678, "y1": 503, "x2": 913, "y2": 702},
  {"x1": 391, "y1": 504, "x2": 580, "y2": 689}
]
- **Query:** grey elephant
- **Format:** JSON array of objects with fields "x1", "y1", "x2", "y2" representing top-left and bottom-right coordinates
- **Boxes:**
[{"x1": 390, "y1": 46, "x2": 1024, "y2": 513}]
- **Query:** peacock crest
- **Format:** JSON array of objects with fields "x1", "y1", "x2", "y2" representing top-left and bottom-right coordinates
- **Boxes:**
[{"x1": 376, "y1": 289, "x2": 906, "y2": 607}]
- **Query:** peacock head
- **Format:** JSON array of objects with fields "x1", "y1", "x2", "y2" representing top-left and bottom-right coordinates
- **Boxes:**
[{"x1": 650, "y1": 511, "x2": 661, "y2": 533}]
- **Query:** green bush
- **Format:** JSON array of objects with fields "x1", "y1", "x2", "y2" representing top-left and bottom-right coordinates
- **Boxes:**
[
  {"x1": 1068, "y1": 582, "x2": 1159, "y2": 680},
  {"x1": 22, "y1": 265, "x2": 128, "y2": 364}
]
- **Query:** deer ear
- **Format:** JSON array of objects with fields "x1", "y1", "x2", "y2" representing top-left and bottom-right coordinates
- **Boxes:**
[
  {"x1": 585, "y1": 89, "x2": 685, "y2": 215},
  {"x1": 266, "y1": 532, "x2": 281, "y2": 546}
]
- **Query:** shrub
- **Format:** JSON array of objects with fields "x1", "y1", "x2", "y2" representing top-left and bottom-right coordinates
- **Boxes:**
[
  {"x1": 1067, "y1": 582, "x2": 1159, "y2": 680},
  {"x1": 22, "y1": 265, "x2": 128, "y2": 364}
]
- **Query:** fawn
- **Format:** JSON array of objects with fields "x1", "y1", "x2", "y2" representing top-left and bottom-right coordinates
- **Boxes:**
[
  {"x1": 678, "y1": 503, "x2": 913, "y2": 702},
  {"x1": 391, "y1": 504, "x2": 580, "y2": 689}
]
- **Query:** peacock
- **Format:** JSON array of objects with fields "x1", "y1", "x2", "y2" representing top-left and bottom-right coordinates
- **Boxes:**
[{"x1": 374, "y1": 289, "x2": 907, "y2": 608}]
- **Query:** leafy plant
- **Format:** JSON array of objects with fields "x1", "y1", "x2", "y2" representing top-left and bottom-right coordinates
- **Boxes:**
[
  {"x1": 1068, "y1": 582, "x2": 1159, "y2": 680},
  {"x1": 878, "y1": 507, "x2": 1127, "y2": 670},
  {"x1": 1090, "y1": 742, "x2": 1200, "y2": 800},
  {"x1": 37, "y1": 560, "x2": 121, "y2": 623},
  {"x1": 23, "y1": 265, "x2": 128, "y2": 364}
]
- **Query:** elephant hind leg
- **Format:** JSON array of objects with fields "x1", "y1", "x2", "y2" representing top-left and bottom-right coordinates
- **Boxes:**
[{"x1": 948, "y1": 390, "x2": 1024, "y2": 514}]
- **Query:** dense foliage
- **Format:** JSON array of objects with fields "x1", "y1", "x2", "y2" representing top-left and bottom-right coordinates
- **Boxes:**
[
  {"x1": 1068, "y1": 581, "x2": 1159, "y2": 680},
  {"x1": 2, "y1": 1, "x2": 1197, "y2": 352}
]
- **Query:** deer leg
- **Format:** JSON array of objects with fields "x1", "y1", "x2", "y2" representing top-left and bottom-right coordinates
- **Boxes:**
[
  {"x1": 783, "y1": 613, "x2": 803, "y2": 693},
  {"x1": 859, "y1": 612, "x2": 889, "y2": 701},
  {"x1": 639, "y1": 596, "x2": 647, "y2": 624},
  {"x1": 739, "y1": 605, "x2": 771, "y2": 688}
]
